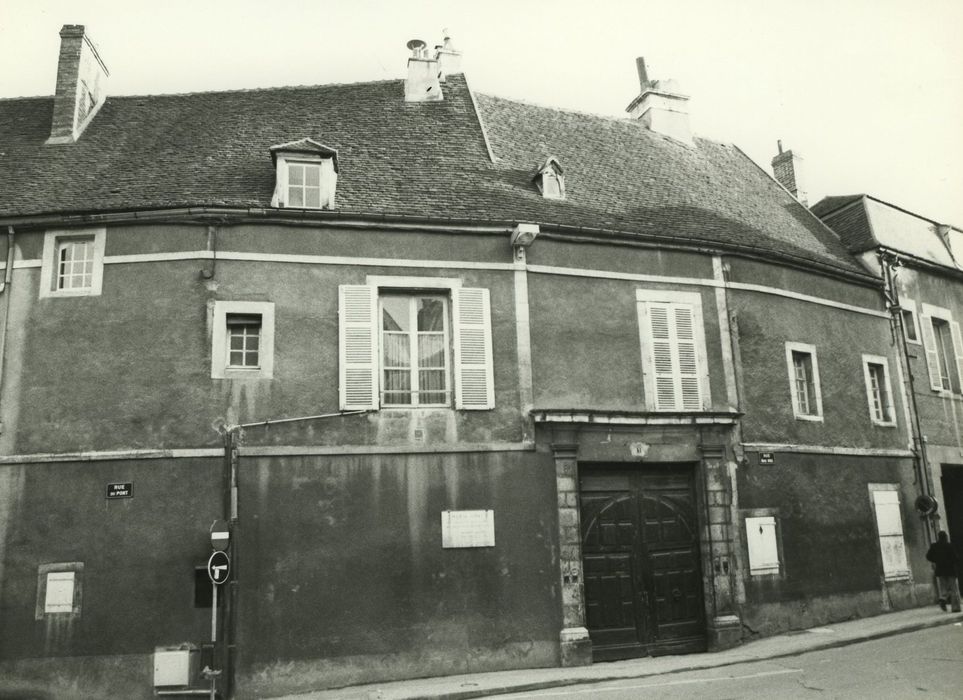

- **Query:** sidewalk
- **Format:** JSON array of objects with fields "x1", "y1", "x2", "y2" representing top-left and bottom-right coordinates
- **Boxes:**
[{"x1": 275, "y1": 607, "x2": 963, "y2": 700}]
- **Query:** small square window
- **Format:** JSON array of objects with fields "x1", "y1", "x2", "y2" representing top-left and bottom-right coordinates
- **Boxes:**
[
  {"x1": 211, "y1": 301, "x2": 275, "y2": 379},
  {"x1": 35, "y1": 562, "x2": 83, "y2": 619},
  {"x1": 40, "y1": 228, "x2": 106, "y2": 298},
  {"x1": 785, "y1": 342, "x2": 822, "y2": 421}
]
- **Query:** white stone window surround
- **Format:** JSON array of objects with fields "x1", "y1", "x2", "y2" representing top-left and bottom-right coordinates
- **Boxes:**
[
  {"x1": 920, "y1": 301, "x2": 963, "y2": 394},
  {"x1": 35, "y1": 562, "x2": 84, "y2": 619},
  {"x1": 271, "y1": 154, "x2": 337, "y2": 210},
  {"x1": 862, "y1": 354, "x2": 897, "y2": 427},
  {"x1": 211, "y1": 300, "x2": 275, "y2": 379},
  {"x1": 39, "y1": 227, "x2": 106, "y2": 298},
  {"x1": 867, "y1": 484, "x2": 911, "y2": 581},
  {"x1": 635, "y1": 288, "x2": 712, "y2": 412},
  {"x1": 900, "y1": 297, "x2": 921, "y2": 345},
  {"x1": 784, "y1": 341, "x2": 823, "y2": 422}
]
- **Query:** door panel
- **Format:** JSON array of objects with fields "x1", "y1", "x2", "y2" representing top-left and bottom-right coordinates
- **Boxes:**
[{"x1": 580, "y1": 465, "x2": 706, "y2": 660}]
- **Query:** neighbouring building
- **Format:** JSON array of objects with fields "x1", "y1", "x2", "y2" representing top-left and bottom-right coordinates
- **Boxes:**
[
  {"x1": 813, "y1": 193, "x2": 963, "y2": 590},
  {"x1": 0, "y1": 25, "x2": 938, "y2": 699}
]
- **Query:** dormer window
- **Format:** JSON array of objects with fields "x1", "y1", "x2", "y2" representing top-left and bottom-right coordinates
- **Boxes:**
[
  {"x1": 270, "y1": 138, "x2": 339, "y2": 210},
  {"x1": 534, "y1": 156, "x2": 565, "y2": 200}
]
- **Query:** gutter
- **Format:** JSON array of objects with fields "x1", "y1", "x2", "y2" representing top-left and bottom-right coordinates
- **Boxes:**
[{"x1": 0, "y1": 226, "x2": 15, "y2": 434}]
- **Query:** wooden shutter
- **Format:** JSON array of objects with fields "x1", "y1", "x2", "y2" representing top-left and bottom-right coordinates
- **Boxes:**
[
  {"x1": 951, "y1": 321, "x2": 963, "y2": 392},
  {"x1": 338, "y1": 285, "x2": 378, "y2": 410},
  {"x1": 919, "y1": 314, "x2": 944, "y2": 391},
  {"x1": 452, "y1": 287, "x2": 494, "y2": 409},
  {"x1": 872, "y1": 490, "x2": 909, "y2": 578},
  {"x1": 745, "y1": 516, "x2": 780, "y2": 575},
  {"x1": 643, "y1": 301, "x2": 705, "y2": 411}
]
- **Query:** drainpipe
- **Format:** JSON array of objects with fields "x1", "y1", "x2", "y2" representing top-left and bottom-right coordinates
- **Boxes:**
[
  {"x1": 881, "y1": 251, "x2": 936, "y2": 544},
  {"x1": 0, "y1": 226, "x2": 16, "y2": 435}
]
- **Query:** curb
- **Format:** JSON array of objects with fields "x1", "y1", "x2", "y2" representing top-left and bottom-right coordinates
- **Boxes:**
[{"x1": 413, "y1": 614, "x2": 963, "y2": 700}]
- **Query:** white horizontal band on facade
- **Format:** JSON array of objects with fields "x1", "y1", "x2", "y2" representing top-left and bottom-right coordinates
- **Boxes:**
[
  {"x1": 6, "y1": 250, "x2": 887, "y2": 318},
  {"x1": 742, "y1": 443, "x2": 914, "y2": 458},
  {"x1": 0, "y1": 448, "x2": 225, "y2": 464},
  {"x1": 532, "y1": 411, "x2": 739, "y2": 426},
  {"x1": 238, "y1": 441, "x2": 535, "y2": 457}
]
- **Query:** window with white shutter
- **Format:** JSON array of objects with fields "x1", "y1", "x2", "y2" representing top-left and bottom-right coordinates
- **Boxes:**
[
  {"x1": 340, "y1": 278, "x2": 495, "y2": 411},
  {"x1": 869, "y1": 487, "x2": 910, "y2": 580},
  {"x1": 745, "y1": 515, "x2": 780, "y2": 576},
  {"x1": 920, "y1": 303, "x2": 963, "y2": 393},
  {"x1": 636, "y1": 290, "x2": 711, "y2": 411},
  {"x1": 784, "y1": 342, "x2": 823, "y2": 421}
]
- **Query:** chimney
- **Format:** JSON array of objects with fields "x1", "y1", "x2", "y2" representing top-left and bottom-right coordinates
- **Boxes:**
[
  {"x1": 771, "y1": 140, "x2": 808, "y2": 205},
  {"x1": 625, "y1": 57, "x2": 692, "y2": 146},
  {"x1": 433, "y1": 30, "x2": 462, "y2": 81},
  {"x1": 404, "y1": 39, "x2": 442, "y2": 102},
  {"x1": 47, "y1": 25, "x2": 110, "y2": 145}
]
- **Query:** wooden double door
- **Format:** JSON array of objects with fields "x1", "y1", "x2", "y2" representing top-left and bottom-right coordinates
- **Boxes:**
[{"x1": 579, "y1": 464, "x2": 706, "y2": 660}]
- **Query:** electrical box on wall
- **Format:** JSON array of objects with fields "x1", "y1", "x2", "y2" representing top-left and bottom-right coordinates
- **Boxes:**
[{"x1": 153, "y1": 645, "x2": 199, "y2": 687}]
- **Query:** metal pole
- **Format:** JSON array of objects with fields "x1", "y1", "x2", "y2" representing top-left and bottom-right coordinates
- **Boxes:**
[{"x1": 210, "y1": 583, "x2": 218, "y2": 700}]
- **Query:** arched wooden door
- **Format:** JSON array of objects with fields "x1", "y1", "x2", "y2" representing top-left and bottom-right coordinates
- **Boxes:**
[{"x1": 579, "y1": 464, "x2": 706, "y2": 660}]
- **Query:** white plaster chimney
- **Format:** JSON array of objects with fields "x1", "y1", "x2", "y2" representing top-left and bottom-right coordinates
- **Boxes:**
[
  {"x1": 47, "y1": 25, "x2": 110, "y2": 145},
  {"x1": 771, "y1": 140, "x2": 808, "y2": 205},
  {"x1": 404, "y1": 39, "x2": 442, "y2": 102},
  {"x1": 625, "y1": 57, "x2": 692, "y2": 146},
  {"x1": 433, "y1": 31, "x2": 462, "y2": 81}
]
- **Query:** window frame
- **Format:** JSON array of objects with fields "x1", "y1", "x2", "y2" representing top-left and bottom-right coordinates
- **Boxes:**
[
  {"x1": 868, "y1": 484, "x2": 911, "y2": 581},
  {"x1": 743, "y1": 512, "x2": 783, "y2": 577},
  {"x1": 211, "y1": 301, "x2": 275, "y2": 379},
  {"x1": 784, "y1": 341, "x2": 823, "y2": 422},
  {"x1": 39, "y1": 227, "x2": 106, "y2": 298},
  {"x1": 920, "y1": 302, "x2": 963, "y2": 394},
  {"x1": 378, "y1": 292, "x2": 453, "y2": 408},
  {"x1": 636, "y1": 289, "x2": 711, "y2": 412},
  {"x1": 272, "y1": 154, "x2": 337, "y2": 210},
  {"x1": 35, "y1": 562, "x2": 84, "y2": 619},
  {"x1": 900, "y1": 297, "x2": 921, "y2": 344},
  {"x1": 862, "y1": 354, "x2": 897, "y2": 427}
]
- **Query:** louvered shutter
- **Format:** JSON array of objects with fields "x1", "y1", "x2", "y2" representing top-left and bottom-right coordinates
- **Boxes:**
[
  {"x1": 872, "y1": 490, "x2": 909, "y2": 578},
  {"x1": 452, "y1": 287, "x2": 494, "y2": 409},
  {"x1": 919, "y1": 315, "x2": 944, "y2": 391},
  {"x1": 951, "y1": 321, "x2": 963, "y2": 392},
  {"x1": 643, "y1": 301, "x2": 705, "y2": 411},
  {"x1": 338, "y1": 285, "x2": 378, "y2": 410}
]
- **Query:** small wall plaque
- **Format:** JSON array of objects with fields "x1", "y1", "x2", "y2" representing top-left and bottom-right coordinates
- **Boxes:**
[
  {"x1": 106, "y1": 482, "x2": 133, "y2": 499},
  {"x1": 759, "y1": 453, "x2": 775, "y2": 465},
  {"x1": 441, "y1": 510, "x2": 495, "y2": 548}
]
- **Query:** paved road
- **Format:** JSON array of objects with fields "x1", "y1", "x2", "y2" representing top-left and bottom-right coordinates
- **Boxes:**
[{"x1": 494, "y1": 623, "x2": 963, "y2": 699}]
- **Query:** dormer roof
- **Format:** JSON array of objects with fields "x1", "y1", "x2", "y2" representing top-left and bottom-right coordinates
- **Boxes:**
[{"x1": 270, "y1": 138, "x2": 339, "y2": 172}]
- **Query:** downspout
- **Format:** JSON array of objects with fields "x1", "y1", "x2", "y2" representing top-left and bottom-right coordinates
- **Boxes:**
[
  {"x1": 0, "y1": 226, "x2": 16, "y2": 435},
  {"x1": 881, "y1": 251, "x2": 936, "y2": 544}
]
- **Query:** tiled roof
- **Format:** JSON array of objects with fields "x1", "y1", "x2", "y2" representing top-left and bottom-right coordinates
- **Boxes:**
[
  {"x1": 0, "y1": 75, "x2": 866, "y2": 275},
  {"x1": 811, "y1": 195, "x2": 877, "y2": 252}
]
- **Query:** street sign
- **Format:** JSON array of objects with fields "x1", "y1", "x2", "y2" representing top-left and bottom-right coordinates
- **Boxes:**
[
  {"x1": 210, "y1": 519, "x2": 230, "y2": 552},
  {"x1": 759, "y1": 452, "x2": 775, "y2": 465},
  {"x1": 207, "y1": 551, "x2": 230, "y2": 585},
  {"x1": 106, "y1": 482, "x2": 133, "y2": 499}
]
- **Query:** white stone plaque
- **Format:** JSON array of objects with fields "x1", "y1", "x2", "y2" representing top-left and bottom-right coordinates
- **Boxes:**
[{"x1": 441, "y1": 509, "x2": 495, "y2": 548}]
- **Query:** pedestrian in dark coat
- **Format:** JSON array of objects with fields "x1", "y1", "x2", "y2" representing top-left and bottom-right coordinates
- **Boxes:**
[{"x1": 926, "y1": 530, "x2": 961, "y2": 612}]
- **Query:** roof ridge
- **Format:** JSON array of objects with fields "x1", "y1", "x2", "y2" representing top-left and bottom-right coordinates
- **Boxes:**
[{"x1": 97, "y1": 77, "x2": 406, "y2": 100}]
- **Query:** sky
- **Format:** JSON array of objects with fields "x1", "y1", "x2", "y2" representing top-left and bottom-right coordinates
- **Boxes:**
[{"x1": 1, "y1": 0, "x2": 961, "y2": 225}]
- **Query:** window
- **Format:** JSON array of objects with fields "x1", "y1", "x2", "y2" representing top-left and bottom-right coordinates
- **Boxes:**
[
  {"x1": 533, "y1": 156, "x2": 565, "y2": 200},
  {"x1": 862, "y1": 355, "x2": 896, "y2": 426},
  {"x1": 381, "y1": 295, "x2": 450, "y2": 406},
  {"x1": 785, "y1": 342, "x2": 822, "y2": 421},
  {"x1": 920, "y1": 303, "x2": 963, "y2": 393},
  {"x1": 211, "y1": 301, "x2": 275, "y2": 379},
  {"x1": 900, "y1": 298, "x2": 920, "y2": 343},
  {"x1": 35, "y1": 563, "x2": 83, "y2": 619},
  {"x1": 869, "y1": 486, "x2": 910, "y2": 580},
  {"x1": 339, "y1": 278, "x2": 494, "y2": 411},
  {"x1": 636, "y1": 290, "x2": 711, "y2": 411},
  {"x1": 270, "y1": 139, "x2": 339, "y2": 210},
  {"x1": 39, "y1": 227, "x2": 106, "y2": 298},
  {"x1": 745, "y1": 515, "x2": 780, "y2": 576}
]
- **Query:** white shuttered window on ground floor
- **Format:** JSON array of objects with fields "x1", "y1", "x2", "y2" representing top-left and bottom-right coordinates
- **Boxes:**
[{"x1": 871, "y1": 488, "x2": 910, "y2": 580}]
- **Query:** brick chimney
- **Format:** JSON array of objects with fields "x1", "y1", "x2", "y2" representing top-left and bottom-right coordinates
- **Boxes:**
[
  {"x1": 625, "y1": 57, "x2": 692, "y2": 146},
  {"x1": 771, "y1": 140, "x2": 807, "y2": 205},
  {"x1": 47, "y1": 25, "x2": 110, "y2": 145},
  {"x1": 404, "y1": 39, "x2": 442, "y2": 102},
  {"x1": 433, "y1": 31, "x2": 462, "y2": 81}
]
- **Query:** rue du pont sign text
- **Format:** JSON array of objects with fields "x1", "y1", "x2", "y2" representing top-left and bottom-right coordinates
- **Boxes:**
[{"x1": 106, "y1": 482, "x2": 133, "y2": 499}]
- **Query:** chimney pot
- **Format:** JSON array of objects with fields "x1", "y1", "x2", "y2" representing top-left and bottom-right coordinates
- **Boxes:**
[
  {"x1": 771, "y1": 143, "x2": 808, "y2": 205},
  {"x1": 625, "y1": 58, "x2": 692, "y2": 146},
  {"x1": 636, "y1": 57, "x2": 649, "y2": 90},
  {"x1": 405, "y1": 38, "x2": 442, "y2": 102}
]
